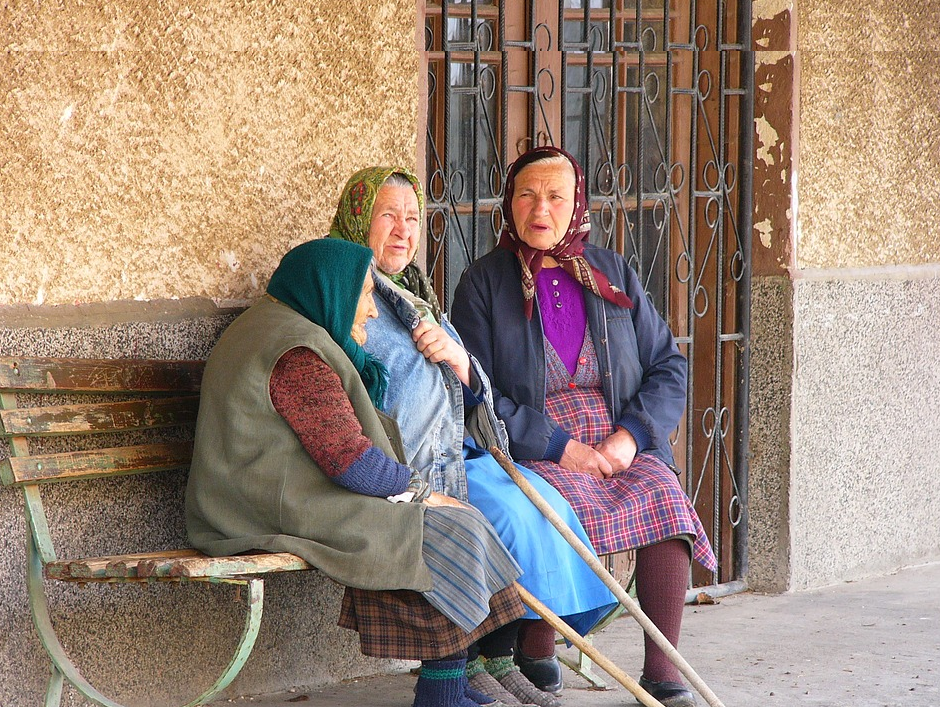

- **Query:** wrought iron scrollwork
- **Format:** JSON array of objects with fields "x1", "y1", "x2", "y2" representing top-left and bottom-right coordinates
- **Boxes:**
[{"x1": 424, "y1": 0, "x2": 752, "y2": 586}]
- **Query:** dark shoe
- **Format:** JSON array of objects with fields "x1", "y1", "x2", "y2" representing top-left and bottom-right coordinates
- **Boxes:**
[
  {"x1": 513, "y1": 651, "x2": 563, "y2": 695},
  {"x1": 638, "y1": 677, "x2": 696, "y2": 707}
]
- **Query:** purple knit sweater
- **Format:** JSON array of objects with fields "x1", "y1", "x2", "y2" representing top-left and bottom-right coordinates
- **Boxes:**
[{"x1": 535, "y1": 266, "x2": 587, "y2": 376}]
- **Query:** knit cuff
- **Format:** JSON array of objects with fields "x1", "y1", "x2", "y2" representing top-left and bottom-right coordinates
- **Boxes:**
[
  {"x1": 334, "y1": 447, "x2": 410, "y2": 497},
  {"x1": 544, "y1": 426, "x2": 572, "y2": 463},
  {"x1": 616, "y1": 416, "x2": 652, "y2": 452}
]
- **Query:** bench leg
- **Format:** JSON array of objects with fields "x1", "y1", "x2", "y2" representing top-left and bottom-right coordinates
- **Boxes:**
[
  {"x1": 181, "y1": 578, "x2": 265, "y2": 707},
  {"x1": 28, "y1": 533, "x2": 126, "y2": 707},
  {"x1": 557, "y1": 634, "x2": 610, "y2": 690},
  {"x1": 27, "y1": 533, "x2": 266, "y2": 707},
  {"x1": 43, "y1": 666, "x2": 64, "y2": 707}
]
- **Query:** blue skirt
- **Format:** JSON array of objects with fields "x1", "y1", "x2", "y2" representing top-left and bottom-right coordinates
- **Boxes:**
[{"x1": 463, "y1": 441, "x2": 617, "y2": 637}]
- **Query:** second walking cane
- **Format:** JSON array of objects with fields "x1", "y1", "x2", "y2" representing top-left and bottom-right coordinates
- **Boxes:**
[{"x1": 489, "y1": 447, "x2": 727, "y2": 707}]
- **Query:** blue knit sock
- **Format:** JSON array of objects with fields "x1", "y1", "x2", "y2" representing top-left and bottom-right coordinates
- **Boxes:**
[{"x1": 413, "y1": 658, "x2": 478, "y2": 707}]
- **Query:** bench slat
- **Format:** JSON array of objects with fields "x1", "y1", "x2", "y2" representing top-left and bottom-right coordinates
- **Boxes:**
[
  {"x1": 153, "y1": 552, "x2": 313, "y2": 579},
  {"x1": 45, "y1": 550, "x2": 311, "y2": 581},
  {"x1": 0, "y1": 357, "x2": 203, "y2": 393},
  {"x1": 0, "y1": 396, "x2": 200, "y2": 436},
  {"x1": 45, "y1": 549, "x2": 202, "y2": 580},
  {"x1": 2, "y1": 441, "x2": 194, "y2": 486}
]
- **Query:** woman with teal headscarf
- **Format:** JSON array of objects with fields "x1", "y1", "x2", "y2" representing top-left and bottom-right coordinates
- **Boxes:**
[{"x1": 185, "y1": 238, "x2": 526, "y2": 707}]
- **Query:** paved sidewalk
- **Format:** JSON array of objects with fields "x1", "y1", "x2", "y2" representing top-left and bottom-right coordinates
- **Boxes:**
[{"x1": 235, "y1": 562, "x2": 939, "y2": 707}]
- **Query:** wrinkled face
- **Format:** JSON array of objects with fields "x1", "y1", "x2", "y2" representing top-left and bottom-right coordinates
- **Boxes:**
[
  {"x1": 368, "y1": 184, "x2": 421, "y2": 274},
  {"x1": 351, "y1": 274, "x2": 378, "y2": 345},
  {"x1": 510, "y1": 161, "x2": 576, "y2": 251}
]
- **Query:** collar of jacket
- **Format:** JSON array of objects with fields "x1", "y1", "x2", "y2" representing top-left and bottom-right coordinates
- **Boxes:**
[{"x1": 373, "y1": 270, "x2": 423, "y2": 331}]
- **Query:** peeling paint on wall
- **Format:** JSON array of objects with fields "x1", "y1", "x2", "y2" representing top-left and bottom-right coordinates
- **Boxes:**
[
  {"x1": 755, "y1": 116, "x2": 780, "y2": 167},
  {"x1": 752, "y1": 32, "x2": 795, "y2": 275},
  {"x1": 754, "y1": 0, "x2": 795, "y2": 22},
  {"x1": 755, "y1": 219, "x2": 774, "y2": 249}
]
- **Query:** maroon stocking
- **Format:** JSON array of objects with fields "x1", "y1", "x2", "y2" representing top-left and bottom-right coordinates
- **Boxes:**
[
  {"x1": 517, "y1": 619, "x2": 556, "y2": 658},
  {"x1": 634, "y1": 539, "x2": 691, "y2": 683}
]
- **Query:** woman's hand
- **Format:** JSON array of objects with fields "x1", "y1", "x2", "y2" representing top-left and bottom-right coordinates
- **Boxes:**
[
  {"x1": 412, "y1": 321, "x2": 471, "y2": 385},
  {"x1": 423, "y1": 492, "x2": 469, "y2": 509},
  {"x1": 559, "y1": 439, "x2": 614, "y2": 480},
  {"x1": 594, "y1": 428, "x2": 638, "y2": 474}
]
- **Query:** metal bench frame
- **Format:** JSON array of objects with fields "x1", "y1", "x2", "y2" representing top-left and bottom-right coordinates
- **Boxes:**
[{"x1": 0, "y1": 356, "x2": 312, "y2": 707}]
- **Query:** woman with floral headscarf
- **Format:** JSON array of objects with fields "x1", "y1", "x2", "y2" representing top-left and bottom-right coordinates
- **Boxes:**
[
  {"x1": 329, "y1": 167, "x2": 617, "y2": 707},
  {"x1": 451, "y1": 147, "x2": 718, "y2": 707},
  {"x1": 186, "y1": 238, "x2": 528, "y2": 707}
]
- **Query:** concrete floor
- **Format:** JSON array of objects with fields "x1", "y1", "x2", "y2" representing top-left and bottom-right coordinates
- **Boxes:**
[{"x1": 232, "y1": 561, "x2": 940, "y2": 707}]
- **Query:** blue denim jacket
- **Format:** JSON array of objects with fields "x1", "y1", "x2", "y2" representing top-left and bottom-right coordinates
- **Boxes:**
[{"x1": 363, "y1": 273, "x2": 510, "y2": 502}]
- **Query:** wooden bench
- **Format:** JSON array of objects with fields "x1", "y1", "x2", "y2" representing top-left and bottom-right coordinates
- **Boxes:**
[
  {"x1": 0, "y1": 356, "x2": 314, "y2": 707},
  {"x1": 1, "y1": 354, "x2": 639, "y2": 702}
]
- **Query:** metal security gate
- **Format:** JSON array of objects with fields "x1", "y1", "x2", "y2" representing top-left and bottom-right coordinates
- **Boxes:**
[{"x1": 423, "y1": 0, "x2": 752, "y2": 589}]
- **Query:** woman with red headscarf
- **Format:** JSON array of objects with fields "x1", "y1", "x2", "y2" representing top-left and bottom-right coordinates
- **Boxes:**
[{"x1": 452, "y1": 147, "x2": 718, "y2": 707}]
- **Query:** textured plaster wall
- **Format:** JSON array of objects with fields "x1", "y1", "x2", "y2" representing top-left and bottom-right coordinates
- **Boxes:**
[
  {"x1": 797, "y1": 3, "x2": 940, "y2": 269},
  {"x1": 0, "y1": 1, "x2": 419, "y2": 307},
  {"x1": 0, "y1": 305, "x2": 407, "y2": 707},
  {"x1": 0, "y1": 2, "x2": 422, "y2": 702},
  {"x1": 789, "y1": 273, "x2": 940, "y2": 589},
  {"x1": 748, "y1": 0, "x2": 940, "y2": 591}
]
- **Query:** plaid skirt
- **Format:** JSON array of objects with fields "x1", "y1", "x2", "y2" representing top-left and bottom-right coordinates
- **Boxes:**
[
  {"x1": 338, "y1": 585, "x2": 525, "y2": 660},
  {"x1": 523, "y1": 335, "x2": 717, "y2": 570},
  {"x1": 337, "y1": 504, "x2": 525, "y2": 660}
]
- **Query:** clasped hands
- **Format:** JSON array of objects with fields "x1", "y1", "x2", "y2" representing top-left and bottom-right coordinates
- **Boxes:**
[{"x1": 560, "y1": 427, "x2": 637, "y2": 480}]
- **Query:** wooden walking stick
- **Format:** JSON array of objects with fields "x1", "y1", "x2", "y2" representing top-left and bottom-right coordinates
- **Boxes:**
[
  {"x1": 513, "y1": 582, "x2": 666, "y2": 707},
  {"x1": 489, "y1": 447, "x2": 727, "y2": 707}
]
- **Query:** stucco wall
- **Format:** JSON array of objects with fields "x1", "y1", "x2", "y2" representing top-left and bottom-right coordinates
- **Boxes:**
[
  {"x1": 745, "y1": 278, "x2": 793, "y2": 592},
  {"x1": 0, "y1": 1, "x2": 420, "y2": 307},
  {"x1": 797, "y1": 4, "x2": 940, "y2": 269},
  {"x1": 793, "y1": 2, "x2": 940, "y2": 584},
  {"x1": 789, "y1": 271, "x2": 940, "y2": 589},
  {"x1": 0, "y1": 3, "x2": 422, "y2": 704},
  {"x1": 748, "y1": 0, "x2": 940, "y2": 592}
]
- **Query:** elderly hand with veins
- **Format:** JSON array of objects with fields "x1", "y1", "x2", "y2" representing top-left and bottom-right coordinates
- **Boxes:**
[
  {"x1": 595, "y1": 427, "x2": 638, "y2": 474},
  {"x1": 561, "y1": 427, "x2": 638, "y2": 480},
  {"x1": 411, "y1": 320, "x2": 471, "y2": 386}
]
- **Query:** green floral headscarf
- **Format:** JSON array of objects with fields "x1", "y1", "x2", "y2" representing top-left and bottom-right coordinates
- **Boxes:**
[
  {"x1": 328, "y1": 166, "x2": 442, "y2": 322},
  {"x1": 267, "y1": 238, "x2": 388, "y2": 409}
]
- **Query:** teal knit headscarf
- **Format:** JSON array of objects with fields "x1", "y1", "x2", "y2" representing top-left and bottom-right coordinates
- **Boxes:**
[{"x1": 267, "y1": 238, "x2": 388, "y2": 408}]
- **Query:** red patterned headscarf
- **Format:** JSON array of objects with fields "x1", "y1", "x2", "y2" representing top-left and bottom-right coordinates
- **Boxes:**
[{"x1": 498, "y1": 146, "x2": 633, "y2": 319}]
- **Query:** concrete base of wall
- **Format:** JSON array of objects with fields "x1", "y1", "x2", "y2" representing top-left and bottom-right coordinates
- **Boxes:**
[
  {"x1": 748, "y1": 268, "x2": 940, "y2": 592},
  {"x1": 0, "y1": 300, "x2": 409, "y2": 707},
  {"x1": 746, "y1": 276, "x2": 793, "y2": 593},
  {"x1": 790, "y1": 270, "x2": 940, "y2": 589}
]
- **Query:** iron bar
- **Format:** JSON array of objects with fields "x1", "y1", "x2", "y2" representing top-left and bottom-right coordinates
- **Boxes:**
[{"x1": 733, "y1": 0, "x2": 753, "y2": 580}]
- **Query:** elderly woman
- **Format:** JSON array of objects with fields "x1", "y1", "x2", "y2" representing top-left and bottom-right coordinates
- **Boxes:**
[
  {"x1": 329, "y1": 166, "x2": 616, "y2": 707},
  {"x1": 185, "y1": 238, "x2": 528, "y2": 707},
  {"x1": 451, "y1": 146, "x2": 719, "y2": 707}
]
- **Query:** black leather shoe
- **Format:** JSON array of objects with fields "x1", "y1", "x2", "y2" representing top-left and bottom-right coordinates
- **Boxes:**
[
  {"x1": 638, "y1": 677, "x2": 696, "y2": 707},
  {"x1": 514, "y1": 650, "x2": 564, "y2": 694}
]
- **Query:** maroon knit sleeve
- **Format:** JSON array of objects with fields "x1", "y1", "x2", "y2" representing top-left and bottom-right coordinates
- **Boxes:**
[{"x1": 269, "y1": 346, "x2": 372, "y2": 478}]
